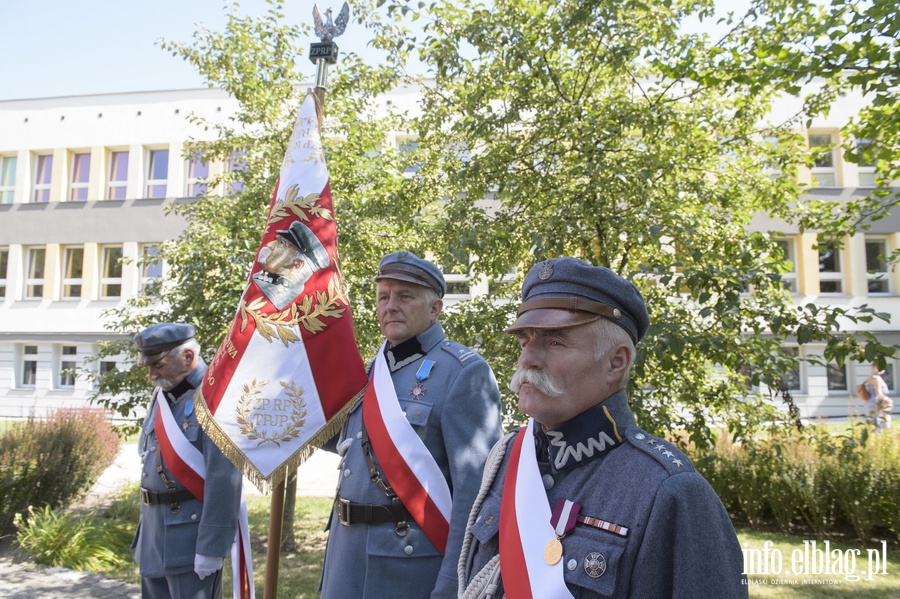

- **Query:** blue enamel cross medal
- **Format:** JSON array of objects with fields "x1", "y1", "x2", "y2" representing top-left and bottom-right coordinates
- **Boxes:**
[{"x1": 409, "y1": 359, "x2": 436, "y2": 400}]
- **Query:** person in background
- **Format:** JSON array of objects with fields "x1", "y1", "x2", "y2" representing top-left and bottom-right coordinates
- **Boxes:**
[
  {"x1": 459, "y1": 257, "x2": 747, "y2": 598},
  {"x1": 865, "y1": 363, "x2": 893, "y2": 431},
  {"x1": 320, "y1": 250, "x2": 503, "y2": 598},
  {"x1": 133, "y1": 323, "x2": 243, "y2": 599}
]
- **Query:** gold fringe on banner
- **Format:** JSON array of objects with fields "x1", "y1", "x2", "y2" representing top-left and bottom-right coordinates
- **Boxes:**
[{"x1": 195, "y1": 386, "x2": 364, "y2": 494}]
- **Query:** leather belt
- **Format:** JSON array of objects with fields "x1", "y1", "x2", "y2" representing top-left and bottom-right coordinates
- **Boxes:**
[
  {"x1": 140, "y1": 487, "x2": 196, "y2": 506},
  {"x1": 335, "y1": 497, "x2": 408, "y2": 526}
]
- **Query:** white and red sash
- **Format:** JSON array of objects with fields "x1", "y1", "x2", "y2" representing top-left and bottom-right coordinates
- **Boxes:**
[
  {"x1": 154, "y1": 391, "x2": 255, "y2": 599},
  {"x1": 499, "y1": 419, "x2": 574, "y2": 599},
  {"x1": 362, "y1": 345, "x2": 452, "y2": 554}
]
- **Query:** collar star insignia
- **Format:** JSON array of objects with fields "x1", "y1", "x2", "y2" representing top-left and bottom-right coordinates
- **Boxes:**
[
  {"x1": 672, "y1": 458, "x2": 684, "y2": 467},
  {"x1": 663, "y1": 450, "x2": 675, "y2": 458}
]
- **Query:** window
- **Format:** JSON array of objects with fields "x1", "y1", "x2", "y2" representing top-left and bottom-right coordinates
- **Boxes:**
[
  {"x1": 809, "y1": 133, "x2": 837, "y2": 187},
  {"x1": 33, "y1": 154, "x2": 53, "y2": 202},
  {"x1": 146, "y1": 149, "x2": 169, "y2": 198},
  {"x1": 62, "y1": 246, "x2": 84, "y2": 299},
  {"x1": 25, "y1": 247, "x2": 46, "y2": 299},
  {"x1": 826, "y1": 363, "x2": 847, "y2": 391},
  {"x1": 140, "y1": 244, "x2": 162, "y2": 295},
  {"x1": 100, "y1": 245, "x2": 123, "y2": 298},
  {"x1": 866, "y1": 238, "x2": 890, "y2": 294},
  {"x1": 856, "y1": 138, "x2": 877, "y2": 188},
  {"x1": 818, "y1": 243, "x2": 843, "y2": 293},
  {"x1": 59, "y1": 346, "x2": 77, "y2": 387},
  {"x1": 398, "y1": 139, "x2": 420, "y2": 174},
  {"x1": 22, "y1": 345, "x2": 38, "y2": 387},
  {"x1": 94, "y1": 360, "x2": 118, "y2": 389},
  {"x1": 185, "y1": 153, "x2": 209, "y2": 197},
  {"x1": 107, "y1": 151, "x2": 129, "y2": 199},
  {"x1": 0, "y1": 155, "x2": 15, "y2": 204},
  {"x1": 227, "y1": 150, "x2": 247, "y2": 194},
  {"x1": 775, "y1": 239, "x2": 798, "y2": 294},
  {"x1": 69, "y1": 152, "x2": 90, "y2": 201},
  {"x1": 778, "y1": 347, "x2": 801, "y2": 392},
  {"x1": 0, "y1": 247, "x2": 7, "y2": 298},
  {"x1": 438, "y1": 252, "x2": 470, "y2": 297}
]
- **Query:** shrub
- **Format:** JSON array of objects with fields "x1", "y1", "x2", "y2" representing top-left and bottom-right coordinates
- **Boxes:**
[
  {"x1": 0, "y1": 408, "x2": 120, "y2": 534},
  {"x1": 14, "y1": 503, "x2": 134, "y2": 570},
  {"x1": 692, "y1": 424, "x2": 900, "y2": 543}
]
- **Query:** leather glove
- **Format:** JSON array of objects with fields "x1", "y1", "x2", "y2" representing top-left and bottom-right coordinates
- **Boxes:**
[{"x1": 194, "y1": 554, "x2": 224, "y2": 580}]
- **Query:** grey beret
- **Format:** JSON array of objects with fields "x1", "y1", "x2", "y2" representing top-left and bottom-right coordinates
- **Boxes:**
[
  {"x1": 374, "y1": 250, "x2": 446, "y2": 298},
  {"x1": 506, "y1": 258, "x2": 649, "y2": 343},
  {"x1": 133, "y1": 323, "x2": 196, "y2": 366}
]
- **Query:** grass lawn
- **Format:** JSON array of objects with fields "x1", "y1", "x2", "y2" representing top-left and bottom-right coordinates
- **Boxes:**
[{"x1": 738, "y1": 528, "x2": 899, "y2": 598}]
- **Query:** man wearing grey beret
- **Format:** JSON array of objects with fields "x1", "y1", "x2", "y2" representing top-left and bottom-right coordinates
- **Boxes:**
[
  {"x1": 459, "y1": 258, "x2": 747, "y2": 598},
  {"x1": 132, "y1": 323, "x2": 243, "y2": 599},
  {"x1": 320, "y1": 250, "x2": 503, "y2": 598}
]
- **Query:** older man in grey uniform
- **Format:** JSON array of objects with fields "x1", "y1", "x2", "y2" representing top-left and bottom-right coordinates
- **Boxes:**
[
  {"x1": 320, "y1": 251, "x2": 503, "y2": 598},
  {"x1": 459, "y1": 258, "x2": 746, "y2": 598},
  {"x1": 133, "y1": 323, "x2": 243, "y2": 599}
]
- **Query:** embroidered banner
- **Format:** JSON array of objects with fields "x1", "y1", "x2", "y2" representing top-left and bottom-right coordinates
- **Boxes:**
[{"x1": 196, "y1": 91, "x2": 368, "y2": 490}]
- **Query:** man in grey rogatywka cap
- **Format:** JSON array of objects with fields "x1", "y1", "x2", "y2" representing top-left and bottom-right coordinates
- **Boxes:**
[
  {"x1": 459, "y1": 257, "x2": 747, "y2": 598},
  {"x1": 319, "y1": 250, "x2": 503, "y2": 598},
  {"x1": 132, "y1": 323, "x2": 243, "y2": 599}
]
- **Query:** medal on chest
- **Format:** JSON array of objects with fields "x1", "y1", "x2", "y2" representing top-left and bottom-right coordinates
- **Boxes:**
[
  {"x1": 182, "y1": 398, "x2": 194, "y2": 431},
  {"x1": 545, "y1": 497, "x2": 581, "y2": 565},
  {"x1": 409, "y1": 359, "x2": 435, "y2": 400}
]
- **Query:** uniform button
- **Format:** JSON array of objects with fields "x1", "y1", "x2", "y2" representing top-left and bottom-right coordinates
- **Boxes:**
[
  {"x1": 635, "y1": 433, "x2": 645, "y2": 440},
  {"x1": 542, "y1": 474, "x2": 554, "y2": 490},
  {"x1": 356, "y1": 431, "x2": 363, "y2": 439},
  {"x1": 567, "y1": 559, "x2": 577, "y2": 571},
  {"x1": 150, "y1": 445, "x2": 157, "y2": 452},
  {"x1": 404, "y1": 545, "x2": 414, "y2": 555},
  {"x1": 191, "y1": 513, "x2": 198, "y2": 521},
  {"x1": 142, "y1": 471, "x2": 147, "y2": 479},
  {"x1": 343, "y1": 469, "x2": 351, "y2": 478}
]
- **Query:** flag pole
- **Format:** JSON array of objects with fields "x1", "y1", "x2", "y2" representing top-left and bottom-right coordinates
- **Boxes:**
[{"x1": 261, "y1": 4, "x2": 348, "y2": 599}]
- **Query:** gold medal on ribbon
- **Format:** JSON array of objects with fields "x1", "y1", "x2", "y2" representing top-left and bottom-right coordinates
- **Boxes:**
[{"x1": 544, "y1": 538, "x2": 563, "y2": 565}]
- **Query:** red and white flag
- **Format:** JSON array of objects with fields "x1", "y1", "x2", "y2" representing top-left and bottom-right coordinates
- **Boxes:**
[{"x1": 196, "y1": 91, "x2": 367, "y2": 490}]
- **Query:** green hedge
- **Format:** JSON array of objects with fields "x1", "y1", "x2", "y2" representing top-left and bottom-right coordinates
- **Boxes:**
[
  {"x1": 0, "y1": 409, "x2": 121, "y2": 534},
  {"x1": 694, "y1": 424, "x2": 900, "y2": 542}
]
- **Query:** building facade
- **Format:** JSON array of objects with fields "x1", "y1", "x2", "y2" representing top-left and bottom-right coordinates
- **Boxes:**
[{"x1": 0, "y1": 87, "x2": 897, "y2": 421}]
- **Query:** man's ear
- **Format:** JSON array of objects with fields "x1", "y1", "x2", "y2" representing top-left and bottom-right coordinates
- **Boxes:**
[
  {"x1": 430, "y1": 298, "x2": 444, "y2": 320},
  {"x1": 606, "y1": 344, "x2": 632, "y2": 381}
]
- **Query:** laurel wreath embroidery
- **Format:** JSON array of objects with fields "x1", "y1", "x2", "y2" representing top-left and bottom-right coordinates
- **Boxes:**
[
  {"x1": 236, "y1": 379, "x2": 308, "y2": 447},
  {"x1": 265, "y1": 184, "x2": 333, "y2": 234},
  {"x1": 240, "y1": 273, "x2": 349, "y2": 346}
]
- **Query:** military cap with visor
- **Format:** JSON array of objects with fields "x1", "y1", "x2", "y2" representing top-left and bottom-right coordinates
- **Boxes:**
[
  {"x1": 374, "y1": 250, "x2": 446, "y2": 298},
  {"x1": 506, "y1": 258, "x2": 649, "y2": 343},
  {"x1": 133, "y1": 322, "x2": 196, "y2": 366}
]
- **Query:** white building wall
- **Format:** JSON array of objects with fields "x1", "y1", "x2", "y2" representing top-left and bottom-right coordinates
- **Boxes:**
[{"x1": 1, "y1": 86, "x2": 898, "y2": 422}]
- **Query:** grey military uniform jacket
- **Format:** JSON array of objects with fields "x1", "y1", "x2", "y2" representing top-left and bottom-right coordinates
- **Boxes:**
[
  {"x1": 320, "y1": 322, "x2": 503, "y2": 599},
  {"x1": 133, "y1": 359, "x2": 243, "y2": 578},
  {"x1": 460, "y1": 390, "x2": 747, "y2": 598}
]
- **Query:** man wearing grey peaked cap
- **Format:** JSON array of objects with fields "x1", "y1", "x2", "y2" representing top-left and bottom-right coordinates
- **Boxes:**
[
  {"x1": 458, "y1": 258, "x2": 747, "y2": 598},
  {"x1": 132, "y1": 323, "x2": 243, "y2": 599},
  {"x1": 320, "y1": 250, "x2": 503, "y2": 598}
]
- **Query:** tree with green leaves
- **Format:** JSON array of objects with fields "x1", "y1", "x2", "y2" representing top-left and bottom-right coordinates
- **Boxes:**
[{"x1": 88, "y1": 0, "x2": 896, "y2": 453}]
